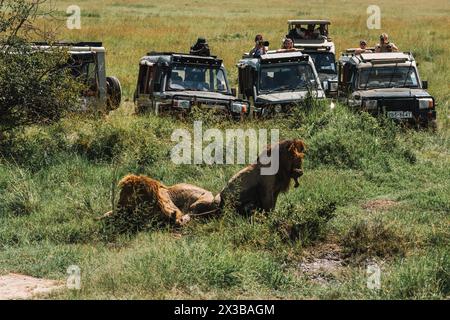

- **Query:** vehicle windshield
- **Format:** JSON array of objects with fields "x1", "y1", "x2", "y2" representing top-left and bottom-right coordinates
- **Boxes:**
[
  {"x1": 259, "y1": 63, "x2": 317, "y2": 93},
  {"x1": 307, "y1": 52, "x2": 336, "y2": 74},
  {"x1": 358, "y1": 66, "x2": 419, "y2": 89},
  {"x1": 167, "y1": 65, "x2": 228, "y2": 93}
]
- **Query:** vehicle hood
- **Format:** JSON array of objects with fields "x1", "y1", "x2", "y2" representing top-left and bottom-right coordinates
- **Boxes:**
[
  {"x1": 354, "y1": 88, "x2": 432, "y2": 99},
  {"x1": 165, "y1": 90, "x2": 237, "y2": 101},
  {"x1": 256, "y1": 90, "x2": 325, "y2": 103}
]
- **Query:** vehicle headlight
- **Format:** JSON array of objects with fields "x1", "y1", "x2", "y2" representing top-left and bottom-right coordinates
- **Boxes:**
[
  {"x1": 349, "y1": 95, "x2": 361, "y2": 107},
  {"x1": 231, "y1": 101, "x2": 248, "y2": 113},
  {"x1": 329, "y1": 81, "x2": 338, "y2": 92},
  {"x1": 274, "y1": 104, "x2": 282, "y2": 113},
  {"x1": 173, "y1": 99, "x2": 190, "y2": 109},
  {"x1": 419, "y1": 98, "x2": 433, "y2": 109},
  {"x1": 363, "y1": 99, "x2": 378, "y2": 110}
]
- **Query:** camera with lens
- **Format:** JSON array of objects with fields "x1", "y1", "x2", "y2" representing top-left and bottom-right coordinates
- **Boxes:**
[{"x1": 258, "y1": 40, "x2": 270, "y2": 46}]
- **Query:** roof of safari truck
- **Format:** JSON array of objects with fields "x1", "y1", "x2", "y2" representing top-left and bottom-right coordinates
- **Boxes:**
[
  {"x1": 341, "y1": 51, "x2": 416, "y2": 68},
  {"x1": 288, "y1": 20, "x2": 331, "y2": 25},
  {"x1": 30, "y1": 42, "x2": 105, "y2": 53},
  {"x1": 140, "y1": 52, "x2": 222, "y2": 66},
  {"x1": 239, "y1": 50, "x2": 310, "y2": 68}
]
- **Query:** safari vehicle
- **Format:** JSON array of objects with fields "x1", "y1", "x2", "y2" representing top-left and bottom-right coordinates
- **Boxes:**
[
  {"x1": 134, "y1": 51, "x2": 248, "y2": 118},
  {"x1": 337, "y1": 51, "x2": 436, "y2": 128},
  {"x1": 287, "y1": 20, "x2": 338, "y2": 97},
  {"x1": 237, "y1": 50, "x2": 325, "y2": 116},
  {"x1": 32, "y1": 42, "x2": 122, "y2": 111}
]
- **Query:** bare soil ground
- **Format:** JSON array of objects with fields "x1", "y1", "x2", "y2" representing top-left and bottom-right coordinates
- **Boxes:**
[
  {"x1": 299, "y1": 243, "x2": 345, "y2": 284},
  {"x1": 362, "y1": 199, "x2": 398, "y2": 212},
  {"x1": 0, "y1": 273, "x2": 63, "y2": 300}
]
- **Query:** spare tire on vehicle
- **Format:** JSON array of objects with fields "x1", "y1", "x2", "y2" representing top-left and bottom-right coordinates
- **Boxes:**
[{"x1": 106, "y1": 76, "x2": 122, "y2": 110}]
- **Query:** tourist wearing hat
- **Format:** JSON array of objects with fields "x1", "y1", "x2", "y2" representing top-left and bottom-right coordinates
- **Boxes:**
[{"x1": 355, "y1": 39, "x2": 372, "y2": 54}]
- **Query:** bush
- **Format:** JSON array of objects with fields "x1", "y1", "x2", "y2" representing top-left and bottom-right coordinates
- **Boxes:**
[
  {"x1": 0, "y1": 125, "x2": 67, "y2": 170},
  {"x1": 220, "y1": 200, "x2": 337, "y2": 259},
  {"x1": 269, "y1": 200, "x2": 336, "y2": 245},
  {"x1": 341, "y1": 218, "x2": 407, "y2": 263},
  {"x1": 293, "y1": 105, "x2": 417, "y2": 171},
  {"x1": 71, "y1": 124, "x2": 125, "y2": 162},
  {"x1": 385, "y1": 249, "x2": 450, "y2": 299},
  {"x1": 0, "y1": 166, "x2": 39, "y2": 216},
  {"x1": 0, "y1": 0, "x2": 82, "y2": 134}
]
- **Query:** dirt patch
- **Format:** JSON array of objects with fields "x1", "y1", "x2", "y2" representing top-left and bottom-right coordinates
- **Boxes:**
[
  {"x1": 298, "y1": 243, "x2": 345, "y2": 284},
  {"x1": 0, "y1": 273, "x2": 63, "y2": 300},
  {"x1": 362, "y1": 199, "x2": 398, "y2": 212}
]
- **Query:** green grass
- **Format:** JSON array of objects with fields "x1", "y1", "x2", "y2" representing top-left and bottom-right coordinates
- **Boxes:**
[
  {"x1": 0, "y1": 0, "x2": 449, "y2": 299},
  {"x1": 0, "y1": 102, "x2": 449, "y2": 299}
]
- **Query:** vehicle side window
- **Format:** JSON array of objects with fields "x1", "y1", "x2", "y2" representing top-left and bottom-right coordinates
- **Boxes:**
[
  {"x1": 153, "y1": 71, "x2": 162, "y2": 92},
  {"x1": 215, "y1": 70, "x2": 227, "y2": 91},
  {"x1": 138, "y1": 65, "x2": 154, "y2": 94},
  {"x1": 407, "y1": 70, "x2": 418, "y2": 86},
  {"x1": 348, "y1": 65, "x2": 357, "y2": 89},
  {"x1": 239, "y1": 66, "x2": 254, "y2": 98}
]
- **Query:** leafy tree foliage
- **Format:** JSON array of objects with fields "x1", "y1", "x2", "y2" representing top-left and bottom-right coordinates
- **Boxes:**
[{"x1": 0, "y1": 0, "x2": 82, "y2": 133}]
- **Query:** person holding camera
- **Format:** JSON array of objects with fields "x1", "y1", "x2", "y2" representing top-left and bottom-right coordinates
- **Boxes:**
[
  {"x1": 375, "y1": 33, "x2": 398, "y2": 52},
  {"x1": 250, "y1": 34, "x2": 268, "y2": 58},
  {"x1": 190, "y1": 37, "x2": 210, "y2": 56}
]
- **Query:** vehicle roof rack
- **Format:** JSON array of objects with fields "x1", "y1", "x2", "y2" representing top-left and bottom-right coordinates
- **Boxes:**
[
  {"x1": 343, "y1": 47, "x2": 376, "y2": 54},
  {"x1": 259, "y1": 51, "x2": 309, "y2": 64},
  {"x1": 288, "y1": 20, "x2": 331, "y2": 25},
  {"x1": 31, "y1": 41, "x2": 103, "y2": 47},
  {"x1": 341, "y1": 51, "x2": 413, "y2": 63},
  {"x1": 359, "y1": 52, "x2": 412, "y2": 63},
  {"x1": 144, "y1": 51, "x2": 222, "y2": 67},
  {"x1": 147, "y1": 51, "x2": 217, "y2": 59},
  {"x1": 294, "y1": 44, "x2": 333, "y2": 51},
  {"x1": 172, "y1": 54, "x2": 222, "y2": 66}
]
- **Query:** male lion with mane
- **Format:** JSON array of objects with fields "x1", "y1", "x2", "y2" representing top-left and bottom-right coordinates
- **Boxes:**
[{"x1": 219, "y1": 139, "x2": 306, "y2": 215}]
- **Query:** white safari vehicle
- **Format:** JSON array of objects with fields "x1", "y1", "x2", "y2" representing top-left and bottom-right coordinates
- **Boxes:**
[
  {"x1": 31, "y1": 41, "x2": 122, "y2": 111},
  {"x1": 286, "y1": 20, "x2": 338, "y2": 96}
]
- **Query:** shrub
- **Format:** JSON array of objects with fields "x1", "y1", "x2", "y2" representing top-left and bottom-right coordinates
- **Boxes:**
[
  {"x1": 341, "y1": 218, "x2": 407, "y2": 263},
  {"x1": 384, "y1": 249, "x2": 449, "y2": 299},
  {"x1": 0, "y1": 0, "x2": 82, "y2": 134},
  {"x1": 71, "y1": 123, "x2": 125, "y2": 162},
  {"x1": 269, "y1": 200, "x2": 336, "y2": 245},
  {"x1": 0, "y1": 166, "x2": 39, "y2": 216}
]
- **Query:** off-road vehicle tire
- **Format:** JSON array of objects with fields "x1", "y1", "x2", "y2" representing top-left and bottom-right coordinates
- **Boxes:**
[
  {"x1": 106, "y1": 76, "x2": 122, "y2": 110},
  {"x1": 428, "y1": 119, "x2": 438, "y2": 132}
]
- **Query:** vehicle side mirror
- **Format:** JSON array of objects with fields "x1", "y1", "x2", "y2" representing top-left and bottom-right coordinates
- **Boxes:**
[
  {"x1": 231, "y1": 87, "x2": 237, "y2": 97},
  {"x1": 422, "y1": 80, "x2": 428, "y2": 89}
]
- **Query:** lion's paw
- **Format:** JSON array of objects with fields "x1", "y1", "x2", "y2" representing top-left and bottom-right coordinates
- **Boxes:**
[{"x1": 179, "y1": 214, "x2": 191, "y2": 226}]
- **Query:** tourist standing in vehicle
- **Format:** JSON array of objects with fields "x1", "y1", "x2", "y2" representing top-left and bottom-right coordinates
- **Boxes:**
[
  {"x1": 355, "y1": 40, "x2": 372, "y2": 54},
  {"x1": 304, "y1": 24, "x2": 316, "y2": 39},
  {"x1": 250, "y1": 34, "x2": 267, "y2": 58},
  {"x1": 279, "y1": 37, "x2": 294, "y2": 51},
  {"x1": 375, "y1": 33, "x2": 398, "y2": 52}
]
